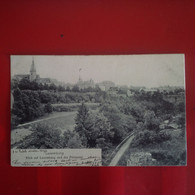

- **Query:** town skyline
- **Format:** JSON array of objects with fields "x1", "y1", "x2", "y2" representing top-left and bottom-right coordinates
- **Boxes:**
[{"x1": 11, "y1": 54, "x2": 185, "y2": 88}]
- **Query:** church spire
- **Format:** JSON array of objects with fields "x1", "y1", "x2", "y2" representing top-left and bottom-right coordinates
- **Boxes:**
[
  {"x1": 30, "y1": 57, "x2": 36, "y2": 81},
  {"x1": 30, "y1": 57, "x2": 36, "y2": 72}
]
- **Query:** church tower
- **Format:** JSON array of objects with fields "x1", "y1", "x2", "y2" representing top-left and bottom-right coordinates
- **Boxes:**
[{"x1": 30, "y1": 57, "x2": 36, "y2": 81}]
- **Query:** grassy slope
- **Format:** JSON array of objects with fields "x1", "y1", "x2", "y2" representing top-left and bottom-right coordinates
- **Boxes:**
[
  {"x1": 36, "y1": 111, "x2": 76, "y2": 132},
  {"x1": 11, "y1": 111, "x2": 77, "y2": 147}
]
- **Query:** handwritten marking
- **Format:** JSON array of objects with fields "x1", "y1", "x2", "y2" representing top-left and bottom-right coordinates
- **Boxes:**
[{"x1": 11, "y1": 149, "x2": 101, "y2": 167}]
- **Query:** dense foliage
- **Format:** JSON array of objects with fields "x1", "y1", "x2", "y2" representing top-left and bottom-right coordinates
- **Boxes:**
[
  {"x1": 11, "y1": 77, "x2": 186, "y2": 165},
  {"x1": 12, "y1": 89, "x2": 44, "y2": 124},
  {"x1": 20, "y1": 124, "x2": 62, "y2": 149}
]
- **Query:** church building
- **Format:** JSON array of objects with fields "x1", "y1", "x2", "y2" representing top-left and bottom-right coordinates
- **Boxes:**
[
  {"x1": 13, "y1": 58, "x2": 40, "y2": 82},
  {"x1": 13, "y1": 58, "x2": 60, "y2": 86},
  {"x1": 29, "y1": 58, "x2": 38, "y2": 81}
]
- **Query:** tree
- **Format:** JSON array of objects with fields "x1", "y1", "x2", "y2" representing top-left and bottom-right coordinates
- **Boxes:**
[
  {"x1": 136, "y1": 122, "x2": 144, "y2": 131},
  {"x1": 44, "y1": 103, "x2": 53, "y2": 114},
  {"x1": 18, "y1": 78, "x2": 31, "y2": 90},
  {"x1": 84, "y1": 112, "x2": 113, "y2": 147},
  {"x1": 11, "y1": 78, "x2": 19, "y2": 90},
  {"x1": 11, "y1": 114, "x2": 19, "y2": 129},
  {"x1": 62, "y1": 130, "x2": 83, "y2": 148},
  {"x1": 75, "y1": 103, "x2": 89, "y2": 137},
  {"x1": 99, "y1": 102, "x2": 138, "y2": 144},
  {"x1": 131, "y1": 130, "x2": 157, "y2": 147},
  {"x1": 31, "y1": 81, "x2": 39, "y2": 90},
  {"x1": 39, "y1": 91, "x2": 52, "y2": 103},
  {"x1": 23, "y1": 90, "x2": 44, "y2": 121},
  {"x1": 43, "y1": 83, "x2": 49, "y2": 90},
  {"x1": 74, "y1": 103, "x2": 114, "y2": 147},
  {"x1": 38, "y1": 83, "x2": 44, "y2": 90},
  {"x1": 49, "y1": 83, "x2": 57, "y2": 91},
  {"x1": 143, "y1": 110, "x2": 160, "y2": 131},
  {"x1": 58, "y1": 85, "x2": 65, "y2": 92},
  {"x1": 12, "y1": 89, "x2": 44, "y2": 123},
  {"x1": 12, "y1": 88, "x2": 26, "y2": 122},
  {"x1": 66, "y1": 86, "x2": 71, "y2": 91},
  {"x1": 95, "y1": 85, "x2": 101, "y2": 92},
  {"x1": 72, "y1": 85, "x2": 80, "y2": 92},
  {"x1": 175, "y1": 101, "x2": 185, "y2": 113}
]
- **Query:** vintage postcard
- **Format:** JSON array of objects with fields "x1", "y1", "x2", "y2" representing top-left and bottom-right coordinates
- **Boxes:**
[{"x1": 11, "y1": 54, "x2": 186, "y2": 166}]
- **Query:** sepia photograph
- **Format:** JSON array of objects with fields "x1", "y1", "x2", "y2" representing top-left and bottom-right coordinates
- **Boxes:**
[{"x1": 11, "y1": 54, "x2": 186, "y2": 166}]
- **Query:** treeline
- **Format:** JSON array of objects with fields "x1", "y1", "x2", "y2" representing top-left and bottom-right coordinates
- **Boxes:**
[
  {"x1": 17, "y1": 90, "x2": 185, "y2": 165},
  {"x1": 12, "y1": 77, "x2": 102, "y2": 93},
  {"x1": 129, "y1": 91, "x2": 185, "y2": 118},
  {"x1": 132, "y1": 88, "x2": 184, "y2": 95},
  {"x1": 37, "y1": 90, "x2": 106, "y2": 104},
  {"x1": 11, "y1": 88, "x2": 107, "y2": 127},
  {"x1": 11, "y1": 78, "x2": 108, "y2": 126}
]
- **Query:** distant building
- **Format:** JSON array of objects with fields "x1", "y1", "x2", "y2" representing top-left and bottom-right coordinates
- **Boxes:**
[
  {"x1": 13, "y1": 74, "x2": 29, "y2": 81},
  {"x1": 98, "y1": 85, "x2": 106, "y2": 91},
  {"x1": 77, "y1": 78, "x2": 95, "y2": 89},
  {"x1": 108, "y1": 87, "x2": 118, "y2": 96},
  {"x1": 141, "y1": 88, "x2": 158, "y2": 93},
  {"x1": 97, "y1": 81, "x2": 115, "y2": 91},
  {"x1": 127, "y1": 89, "x2": 134, "y2": 97},
  {"x1": 29, "y1": 58, "x2": 38, "y2": 81},
  {"x1": 76, "y1": 77, "x2": 116, "y2": 91}
]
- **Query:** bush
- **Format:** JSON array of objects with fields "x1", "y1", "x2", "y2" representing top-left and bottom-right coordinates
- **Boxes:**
[
  {"x1": 131, "y1": 129, "x2": 171, "y2": 148},
  {"x1": 158, "y1": 130, "x2": 172, "y2": 142},
  {"x1": 131, "y1": 130, "x2": 156, "y2": 147},
  {"x1": 143, "y1": 110, "x2": 160, "y2": 131},
  {"x1": 62, "y1": 130, "x2": 83, "y2": 148},
  {"x1": 19, "y1": 124, "x2": 62, "y2": 149},
  {"x1": 151, "y1": 149, "x2": 186, "y2": 165}
]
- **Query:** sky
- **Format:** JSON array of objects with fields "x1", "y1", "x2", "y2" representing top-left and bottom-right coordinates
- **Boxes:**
[{"x1": 11, "y1": 54, "x2": 185, "y2": 88}]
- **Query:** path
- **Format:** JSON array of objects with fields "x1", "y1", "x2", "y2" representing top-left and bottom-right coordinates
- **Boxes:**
[{"x1": 109, "y1": 134, "x2": 135, "y2": 166}]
